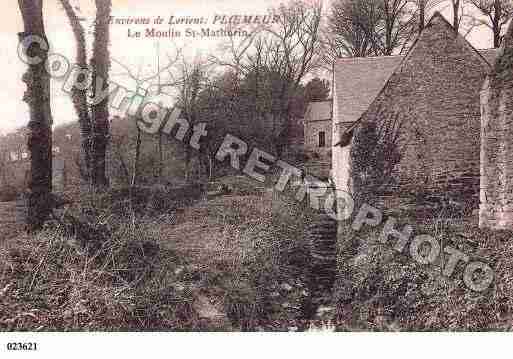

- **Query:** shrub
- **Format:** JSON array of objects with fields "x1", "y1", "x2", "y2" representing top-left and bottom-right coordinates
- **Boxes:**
[
  {"x1": 0, "y1": 219, "x2": 201, "y2": 331},
  {"x1": 333, "y1": 218, "x2": 513, "y2": 331}
]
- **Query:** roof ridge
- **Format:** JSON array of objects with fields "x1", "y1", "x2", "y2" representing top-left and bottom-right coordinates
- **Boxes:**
[
  {"x1": 335, "y1": 55, "x2": 403, "y2": 63},
  {"x1": 334, "y1": 48, "x2": 496, "y2": 63},
  {"x1": 350, "y1": 11, "x2": 490, "y2": 125},
  {"x1": 423, "y1": 11, "x2": 493, "y2": 67}
]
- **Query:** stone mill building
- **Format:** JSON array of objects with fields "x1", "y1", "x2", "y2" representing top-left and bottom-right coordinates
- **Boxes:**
[
  {"x1": 303, "y1": 100, "x2": 333, "y2": 179},
  {"x1": 330, "y1": 12, "x2": 513, "y2": 229}
]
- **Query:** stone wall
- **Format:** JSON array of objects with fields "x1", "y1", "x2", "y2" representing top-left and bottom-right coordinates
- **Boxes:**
[
  {"x1": 304, "y1": 120, "x2": 332, "y2": 179},
  {"x1": 304, "y1": 119, "x2": 332, "y2": 159},
  {"x1": 304, "y1": 101, "x2": 333, "y2": 179},
  {"x1": 480, "y1": 22, "x2": 513, "y2": 229},
  {"x1": 352, "y1": 14, "x2": 490, "y2": 215}
]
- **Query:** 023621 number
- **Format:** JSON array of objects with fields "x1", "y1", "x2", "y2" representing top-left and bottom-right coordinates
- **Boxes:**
[{"x1": 6, "y1": 342, "x2": 38, "y2": 351}]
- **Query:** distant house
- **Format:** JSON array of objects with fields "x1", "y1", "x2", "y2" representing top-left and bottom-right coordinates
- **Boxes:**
[
  {"x1": 6, "y1": 147, "x2": 61, "y2": 162},
  {"x1": 9, "y1": 151, "x2": 19, "y2": 162},
  {"x1": 1, "y1": 132, "x2": 69, "y2": 192},
  {"x1": 331, "y1": 12, "x2": 508, "y2": 226},
  {"x1": 304, "y1": 100, "x2": 333, "y2": 158},
  {"x1": 302, "y1": 100, "x2": 333, "y2": 178}
]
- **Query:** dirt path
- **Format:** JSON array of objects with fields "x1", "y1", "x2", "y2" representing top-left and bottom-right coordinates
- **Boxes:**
[{"x1": 157, "y1": 189, "x2": 317, "y2": 330}]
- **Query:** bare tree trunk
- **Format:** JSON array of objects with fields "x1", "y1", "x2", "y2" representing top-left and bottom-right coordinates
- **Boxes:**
[
  {"x1": 419, "y1": 0, "x2": 426, "y2": 34},
  {"x1": 18, "y1": 0, "x2": 53, "y2": 231},
  {"x1": 127, "y1": 126, "x2": 141, "y2": 225},
  {"x1": 132, "y1": 127, "x2": 141, "y2": 187},
  {"x1": 158, "y1": 132, "x2": 163, "y2": 183},
  {"x1": 468, "y1": 0, "x2": 512, "y2": 48},
  {"x1": 208, "y1": 155, "x2": 213, "y2": 182},
  {"x1": 493, "y1": 0, "x2": 502, "y2": 48},
  {"x1": 91, "y1": 0, "x2": 111, "y2": 188},
  {"x1": 128, "y1": 127, "x2": 141, "y2": 223},
  {"x1": 184, "y1": 148, "x2": 191, "y2": 183},
  {"x1": 452, "y1": 0, "x2": 460, "y2": 33},
  {"x1": 155, "y1": 42, "x2": 164, "y2": 184},
  {"x1": 493, "y1": 23, "x2": 501, "y2": 48},
  {"x1": 60, "y1": 0, "x2": 92, "y2": 183},
  {"x1": 110, "y1": 139, "x2": 130, "y2": 186}
]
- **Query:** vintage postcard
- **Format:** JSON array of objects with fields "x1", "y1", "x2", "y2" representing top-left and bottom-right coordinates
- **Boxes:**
[{"x1": 1, "y1": 0, "x2": 512, "y2": 357}]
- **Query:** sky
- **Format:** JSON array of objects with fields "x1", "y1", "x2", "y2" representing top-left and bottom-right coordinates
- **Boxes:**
[{"x1": 0, "y1": 0, "x2": 499, "y2": 135}]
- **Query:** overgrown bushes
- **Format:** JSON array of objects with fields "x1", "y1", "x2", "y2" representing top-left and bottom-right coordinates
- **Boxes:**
[
  {"x1": 0, "y1": 179, "x2": 317, "y2": 331},
  {"x1": 350, "y1": 112, "x2": 402, "y2": 207},
  {"x1": 333, "y1": 217, "x2": 513, "y2": 331},
  {"x1": 0, "y1": 218, "x2": 204, "y2": 330}
]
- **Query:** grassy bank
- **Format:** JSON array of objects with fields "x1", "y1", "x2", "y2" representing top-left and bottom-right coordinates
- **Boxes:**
[
  {"x1": 0, "y1": 177, "x2": 315, "y2": 331},
  {"x1": 333, "y1": 215, "x2": 513, "y2": 331}
]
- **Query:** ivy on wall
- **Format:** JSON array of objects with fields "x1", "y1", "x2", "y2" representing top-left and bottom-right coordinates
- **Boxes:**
[{"x1": 350, "y1": 109, "x2": 403, "y2": 206}]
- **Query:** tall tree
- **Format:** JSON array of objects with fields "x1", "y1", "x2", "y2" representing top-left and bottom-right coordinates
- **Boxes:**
[
  {"x1": 111, "y1": 49, "x2": 180, "y2": 187},
  {"x1": 59, "y1": 0, "x2": 92, "y2": 182},
  {"x1": 418, "y1": 0, "x2": 427, "y2": 32},
  {"x1": 467, "y1": 0, "x2": 513, "y2": 47},
  {"x1": 175, "y1": 58, "x2": 210, "y2": 182},
  {"x1": 325, "y1": 0, "x2": 383, "y2": 59},
  {"x1": 212, "y1": 1, "x2": 323, "y2": 156},
  {"x1": 265, "y1": 0, "x2": 323, "y2": 155},
  {"x1": 451, "y1": 0, "x2": 462, "y2": 32},
  {"x1": 324, "y1": 0, "x2": 417, "y2": 63},
  {"x1": 379, "y1": 0, "x2": 416, "y2": 55},
  {"x1": 90, "y1": 0, "x2": 112, "y2": 187},
  {"x1": 412, "y1": 0, "x2": 445, "y2": 34},
  {"x1": 17, "y1": 0, "x2": 53, "y2": 231},
  {"x1": 304, "y1": 77, "x2": 330, "y2": 102}
]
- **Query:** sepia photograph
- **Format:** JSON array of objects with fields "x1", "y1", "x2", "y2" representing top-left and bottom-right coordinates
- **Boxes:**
[{"x1": 0, "y1": 0, "x2": 512, "y2": 357}]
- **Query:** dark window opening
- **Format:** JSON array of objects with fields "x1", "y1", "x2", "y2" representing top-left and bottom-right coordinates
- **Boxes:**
[{"x1": 318, "y1": 131, "x2": 326, "y2": 147}]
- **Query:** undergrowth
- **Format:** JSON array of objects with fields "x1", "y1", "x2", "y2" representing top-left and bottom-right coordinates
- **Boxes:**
[
  {"x1": 0, "y1": 179, "x2": 315, "y2": 331},
  {"x1": 333, "y1": 213, "x2": 513, "y2": 331}
]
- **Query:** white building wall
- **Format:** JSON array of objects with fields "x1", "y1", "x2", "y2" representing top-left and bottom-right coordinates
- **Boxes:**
[{"x1": 331, "y1": 84, "x2": 352, "y2": 195}]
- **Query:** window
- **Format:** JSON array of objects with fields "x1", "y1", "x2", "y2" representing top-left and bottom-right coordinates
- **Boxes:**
[{"x1": 318, "y1": 131, "x2": 326, "y2": 147}]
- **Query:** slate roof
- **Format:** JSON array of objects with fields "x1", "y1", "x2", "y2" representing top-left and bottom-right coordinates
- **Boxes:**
[
  {"x1": 333, "y1": 55, "x2": 402, "y2": 125},
  {"x1": 332, "y1": 12, "x2": 500, "y2": 147},
  {"x1": 305, "y1": 100, "x2": 333, "y2": 122},
  {"x1": 479, "y1": 48, "x2": 499, "y2": 65}
]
